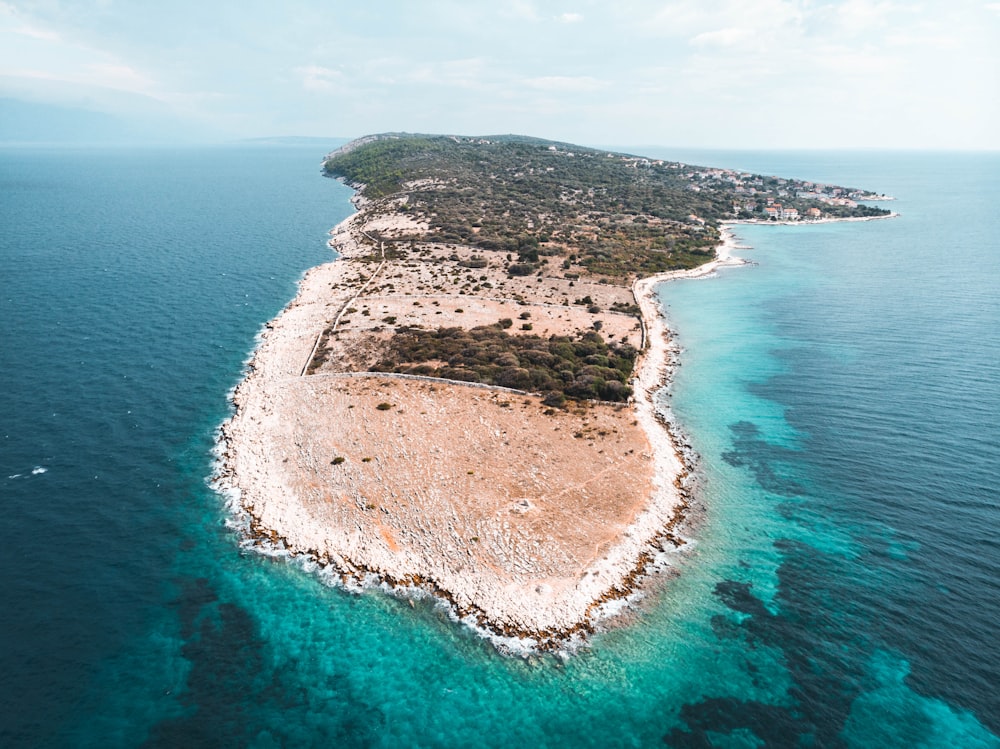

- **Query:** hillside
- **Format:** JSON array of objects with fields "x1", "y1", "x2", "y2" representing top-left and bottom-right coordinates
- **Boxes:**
[{"x1": 323, "y1": 133, "x2": 890, "y2": 280}]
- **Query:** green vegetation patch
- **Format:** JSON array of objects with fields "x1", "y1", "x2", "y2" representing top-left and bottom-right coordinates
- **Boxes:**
[
  {"x1": 324, "y1": 134, "x2": 889, "y2": 283},
  {"x1": 370, "y1": 324, "x2": 636, "y2": 402}
]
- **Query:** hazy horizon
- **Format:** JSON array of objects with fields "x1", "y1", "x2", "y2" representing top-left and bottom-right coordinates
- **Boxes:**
[{"x1": 2, "y1": 1, "x2": 997, "y2": 150}]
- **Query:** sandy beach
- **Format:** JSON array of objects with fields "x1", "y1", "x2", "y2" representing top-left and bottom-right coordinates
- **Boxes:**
[{"x1": 217, "y1": 202, "x2": 748, "y2": 648}]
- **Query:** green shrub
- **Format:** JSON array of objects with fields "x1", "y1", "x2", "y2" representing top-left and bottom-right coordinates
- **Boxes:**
[
  {"x1": 507, "y1": 263, "x2": 535, "y2": 276},
  {"x1": 542, "y1": 391, "x2": 566, "y2": 408},
  {"x1": 370, "y1": 325, "x2": 635, "y2": 401}
]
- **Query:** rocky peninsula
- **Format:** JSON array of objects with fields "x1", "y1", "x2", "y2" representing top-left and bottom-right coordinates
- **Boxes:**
[{"x1": 218, "y1": 134, "x2": 891, "y2": 650}]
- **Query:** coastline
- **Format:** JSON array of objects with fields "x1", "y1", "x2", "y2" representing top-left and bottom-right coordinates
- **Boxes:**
[
  {"x1": 213, "y1": 207, "x2": 831, "y2": 652},
  {"x1": 727, "y1": 211, "x2": 898, "y2": 227}
]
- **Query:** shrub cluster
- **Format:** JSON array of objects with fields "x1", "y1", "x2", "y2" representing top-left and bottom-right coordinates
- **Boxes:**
[{"x1": 370, "y1": 325, "x2": 636, "y2": 402}]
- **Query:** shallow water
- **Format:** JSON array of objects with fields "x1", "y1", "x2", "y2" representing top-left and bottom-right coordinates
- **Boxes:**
[{"x1": 2, "y1": 145, "x2": 997, "y2": 747}]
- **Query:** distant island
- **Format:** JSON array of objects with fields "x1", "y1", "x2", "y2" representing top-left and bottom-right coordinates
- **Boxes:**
[{"x1": 218, "y1": 134, "x2": 892, "y2": 651}]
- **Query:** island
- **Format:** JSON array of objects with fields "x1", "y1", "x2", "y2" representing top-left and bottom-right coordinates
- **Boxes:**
[{"x1": 217, "y1": 134, "x2": 892, "y2": 650}]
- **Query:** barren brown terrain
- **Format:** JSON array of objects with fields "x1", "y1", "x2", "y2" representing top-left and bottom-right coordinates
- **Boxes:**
[{"x1": 219, "y1": 181, "x2": 744, "y2": 646}]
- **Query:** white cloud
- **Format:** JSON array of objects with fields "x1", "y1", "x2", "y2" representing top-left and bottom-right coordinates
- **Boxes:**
[
  {"x1": 501, "y1": 1, "x2": 540, "y2": 21},
  {"x1": 523, "y1": 75, "x2": 605, "y2": 92},
  {"x1": 643, "y1": 0, "x2": 802, "y2": 38},
  {"x1": 296, "y1": 64, "x2": 345, "y2": 92},
  {"x1": 809, "y1": 45, "x2": 901, "y2": 76},
  {"x1": 830, "y1": 0, "x2": 897, "y2": 34},
  {"x1": 342, "y1": 56, "x2": 490, "y2": 92},
  {"x1": 2, "y1": 58, "x2": 159, "y2": 99},
  {"x1": 12, "y1": 24, "x2": 61, "y2": 41},
  {"x1": 86, "y1": 62, "x2": 152, "y2": 90},
  {"x1": 557, "y1": 12, "x2": 583, "y2": 24},
  {"x1": 885, "y1": 28, "x2": 960, "y2": 50},
  {"x1": 0, "y1": 6, "x2": 164, "y2": 99},
  {"x1": 405, "y1": 57, "x2": 487, "y2": 88},
  {"x1": 0, "y1": 2, "x2": 59, "y2": 41},
  {"x1": 690, "y1": 27, "x2": 752, "y2": 48}
]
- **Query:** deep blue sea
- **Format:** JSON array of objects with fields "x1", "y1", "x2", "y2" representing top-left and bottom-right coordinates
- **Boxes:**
[{"x1": 2, "y1": 145, "x2": 998, "y2": 748}]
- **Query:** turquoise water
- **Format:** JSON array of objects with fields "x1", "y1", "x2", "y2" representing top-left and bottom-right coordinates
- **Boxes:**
[{"x1": 2, "y1": 146, "x2": 998, "y2": 747}]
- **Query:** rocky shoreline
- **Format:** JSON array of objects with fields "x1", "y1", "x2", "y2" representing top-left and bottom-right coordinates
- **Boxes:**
[{"x1": 215, "y1": 198, "x2": 748, "y2": 652}]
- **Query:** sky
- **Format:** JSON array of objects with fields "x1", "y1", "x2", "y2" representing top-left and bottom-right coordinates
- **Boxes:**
[{"x1": 1, "y1": 0, "x2": 998, "y2": 148}]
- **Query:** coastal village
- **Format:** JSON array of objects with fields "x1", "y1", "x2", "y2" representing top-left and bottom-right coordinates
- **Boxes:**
[{"x1": 611, "y1": 151, "x2": 890, "y2": 222}]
